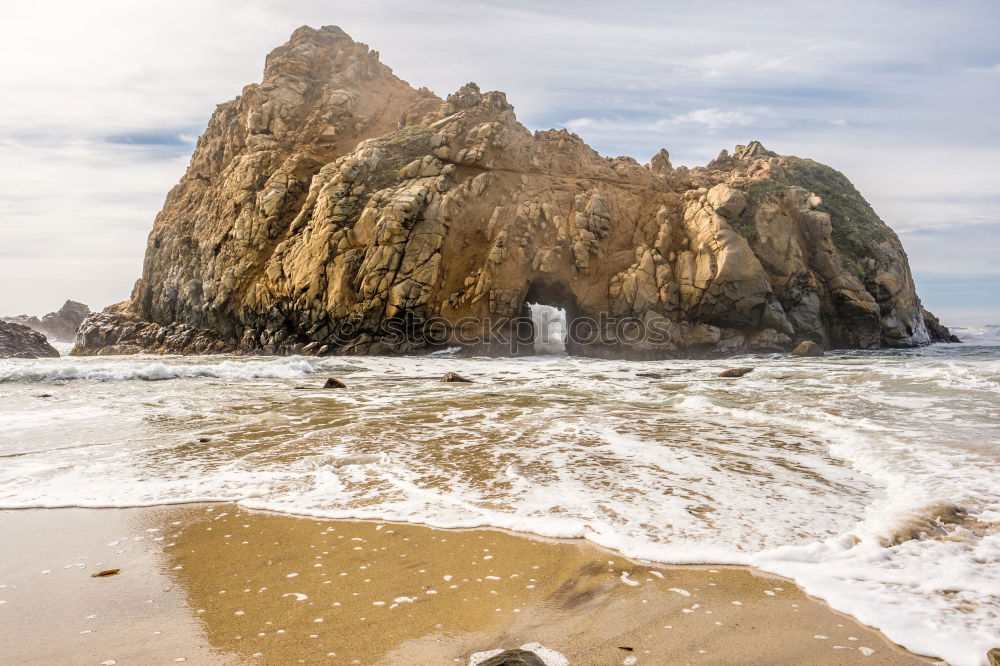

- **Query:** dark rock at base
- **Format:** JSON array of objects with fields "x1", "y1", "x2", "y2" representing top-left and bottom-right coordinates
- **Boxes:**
[
  {"x1": 478, "y1": 650, "x2": 546, "y2": 666},
  {"x1": 921, "y1": 306, "x2": 960, "y2": 343},
  {"x1": 71, "y1": 305, "x2": 235, "y2": 356},
  {"x1": 323, "y1": 378, "x2": 347, "y2": 388},
  {"x1": 719, "y1": 367, "x2": 754, "y2": 378},
  {"x1": 987, "y1": 647, "x2": 1000, "y2": 666},
  {"x1": 442, "y1": 372, "x2": 473, "y2": 383},
  {"x1": 791, "y1": 340, "x2": 825, "y2": 357},
  {"x1": 0, "y1": 321, "x2": 59, "y2": 359}
]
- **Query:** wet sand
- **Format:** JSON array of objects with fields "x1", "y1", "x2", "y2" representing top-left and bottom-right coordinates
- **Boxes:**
[{"x1": 0, "y1": 505, "x2": 938, "y2": 665}]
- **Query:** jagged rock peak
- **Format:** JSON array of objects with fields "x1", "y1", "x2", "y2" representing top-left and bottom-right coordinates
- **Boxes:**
[
  {"x1": 264, "y1": 25, "x2": 386, "y2": 82},
  {"x1": 3, "y1": 299, "x2": 90, "y2": 342},
  {"x1": 447, "y1": 82, "x2": 483, "y2": 108},
  {"x1": 74, "y1": 26, "x2": 953, "y2": 358},
  {"x1": 444, "y1": 82, "x2": 515, "y2": 118},
  {"x1": 734, "y1": 140, "x2": 776, "y2": 160},
  {"x1": 650, "y1": 148, "x2": 672, "y2": 173}
]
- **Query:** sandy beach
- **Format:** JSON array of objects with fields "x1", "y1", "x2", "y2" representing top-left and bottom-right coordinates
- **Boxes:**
[{"x1": 0, "y1": 504, "x2": 937, "y2": 665}]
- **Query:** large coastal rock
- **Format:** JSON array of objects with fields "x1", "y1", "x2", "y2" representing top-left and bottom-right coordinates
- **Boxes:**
[
  {"x1": 75, "y1": 26, "x2": 955, "y2": 358},
  {"x1": 0, "y1": 321, "x2": 60, "y2": 359},
  {"x1": 4, "y1": 300, "x2": 91, "y2": 342}
]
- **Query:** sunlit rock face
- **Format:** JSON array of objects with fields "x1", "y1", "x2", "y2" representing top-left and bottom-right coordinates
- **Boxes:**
[{"x1": 74, "y1": 25, "x2": 954, "y2": 359}]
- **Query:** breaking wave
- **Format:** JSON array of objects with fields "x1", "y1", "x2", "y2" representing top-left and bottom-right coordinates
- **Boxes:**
[{"x1": 0, "y1": 356, "x2": 331, "y2": 383}]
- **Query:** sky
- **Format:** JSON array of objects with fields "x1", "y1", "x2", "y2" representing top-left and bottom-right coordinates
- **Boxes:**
[{"x1": 1, "y1": 0, "x2": 998, "y2": 325}]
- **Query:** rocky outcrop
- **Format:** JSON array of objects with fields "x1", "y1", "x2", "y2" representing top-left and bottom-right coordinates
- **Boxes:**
[
  {"x1": 477, "y1": 650, "x2": 546, "y2": 666},
  {"x1": 0, "y1": 321, "x2": 60, "y2": 359},
  {"x1": 442, "y1": 372, "x2": 473, "y2": 383},
  {"x1": 920, "y1": 306, "x2": 960, "y2": 343},
  {"x1": 791, "y1": 340, "x2": 825, "y2": 357},
  {"x1": 4, "y1": 300, "x2": 90, "y2": 342},
  {"x1": 72, "y1": 303, "x2": 232, "y2": 355},
  {"x1": 74, "y1": 25, "x2": 951, "y2": 359}
]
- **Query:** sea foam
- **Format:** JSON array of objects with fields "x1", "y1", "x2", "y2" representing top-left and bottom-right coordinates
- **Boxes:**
[{"x1": 0, "y1": 343, "x2": 998, "y2": 664}]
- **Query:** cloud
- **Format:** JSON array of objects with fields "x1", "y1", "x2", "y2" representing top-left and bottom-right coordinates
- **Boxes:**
[
  {"x1": 658, "y1": 109, "x2": 757, "y2": 130},
  {"x1": 566, "y1": 108, "x2": 759, "y2": 135},
  {"x1": 685, "y1": 50, "x2": 800, "y2": 79},
  {"x1": 964, "y1": 63, "x2": 1000, "y2": 74},
  {"x1": 105, "y1": 132, "x2": 198, "y2": 148},
  {"x1": 0, "y1": 137, "x2": 186, "y2": 313}
]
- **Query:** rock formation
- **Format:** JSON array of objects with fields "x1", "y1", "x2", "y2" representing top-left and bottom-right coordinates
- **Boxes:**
[
  {"x1": 0, "y1": 321, "x2": 60, "y2": 359},
  {"x1": 4, "y1": 300, "x2": 91, "y2": 342},
  {"x1": 919, "y1": 306, "x2": 960, "y2": 343},
  {"x1": 791, "y1": 340, "x2": 825, "y2": 357},
  {"x1": 478, "y1": 650, "x2": 546, "y2": 666},
  {"x1": 75, "y1": 25, "x2": 955, "y2": 358}
]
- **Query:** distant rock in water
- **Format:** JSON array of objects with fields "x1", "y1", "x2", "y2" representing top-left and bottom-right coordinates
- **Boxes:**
[
  {"x1": 0, "y1": 321, "x2": 60, "y2": 359},
  {"x1": 791, "y1": 340, "x2": 825, "y2": 357},
  {"x1": 920, "y1": 306, "x2": 960, "y2": 343},
  {"x1": 73, "y1": 25, "x2": 952, "y2": 359},
  {"x1": 442, "y1": 372, "x2": 473, "y2": 383},
  {"x1": 4, "y1": 300, "x2": 90, "y2": 342}
]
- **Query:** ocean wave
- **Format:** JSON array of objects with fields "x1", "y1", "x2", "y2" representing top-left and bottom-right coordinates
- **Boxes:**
[
  {"x1": 0, "y1": 356, "x2": 324, "y2": 383},
  {"x1": 950, "y1": 324, "x2": 1000, "y2": 345}
]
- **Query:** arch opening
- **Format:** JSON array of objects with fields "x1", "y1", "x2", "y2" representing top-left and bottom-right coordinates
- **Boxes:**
[
  {"x1": 526, "y1": 303, "x2": 567, "y2": 354},
  {"x1": 518, "y1": 280, "x2": 580, "y2": 356}
]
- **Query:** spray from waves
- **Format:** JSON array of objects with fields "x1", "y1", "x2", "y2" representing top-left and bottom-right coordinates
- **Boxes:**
[
  {"x1": 49, "y1": 341, "x2": 76, "y2": 355},
  {"x1": 0, "y1": 356, "x2": 355, "y2": 383},
  {"x1": 951, "y1": 324, "x2": 1000, "y2": 345}
]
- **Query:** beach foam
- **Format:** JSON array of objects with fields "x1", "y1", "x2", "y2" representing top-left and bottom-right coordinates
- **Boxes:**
[
  {"x1": 0, "y1": 355, "x2": 337, "y2": 383},
  {"x1": 0, "y1": 340, "x2": 998, "y2": 664}
]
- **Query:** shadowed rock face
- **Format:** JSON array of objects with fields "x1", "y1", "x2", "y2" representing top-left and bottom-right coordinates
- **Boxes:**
[
  {"x1": 74, "y1": 25, "x2": 955, "y2": 358},
  {"x1": 0, "y1": 321, "x2": 60, "y2": 359}
]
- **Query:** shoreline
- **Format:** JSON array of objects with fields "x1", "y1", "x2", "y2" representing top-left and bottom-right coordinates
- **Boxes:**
[{"x1": 0, "y1": 504, "x2": 937, "y2": 665}]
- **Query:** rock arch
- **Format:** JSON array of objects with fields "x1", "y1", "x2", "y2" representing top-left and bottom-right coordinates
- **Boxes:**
[{"x1": 73, "y1": 26, "x2": 955, "y2": 358}]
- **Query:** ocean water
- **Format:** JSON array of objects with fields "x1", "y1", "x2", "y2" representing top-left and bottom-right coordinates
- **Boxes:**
[{"x1": 2, "y1": 328, "x2": 999, "y2": 665}]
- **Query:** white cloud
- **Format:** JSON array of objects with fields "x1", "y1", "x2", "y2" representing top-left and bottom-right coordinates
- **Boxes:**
[
  {"x1": 565, "y1": 108, "x2": 758, "y2": 135},
  {"x1": 658, "y1": 109, "x2": 756, "y2": 130},
  {"x1": 963, "y1": 63, "x2": 1000, "y2": 74},
  {"x1": 686, "y1": 50, "x2": 801, "y2": 78}
]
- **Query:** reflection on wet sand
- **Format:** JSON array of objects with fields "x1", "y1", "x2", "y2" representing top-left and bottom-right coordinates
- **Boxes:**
[
  {"x1": 163, "y1": 505, "x2": 933, "y2": 663},
  {"x1": 0, "y1": 504, "x2": 937, "y2": 664}
]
